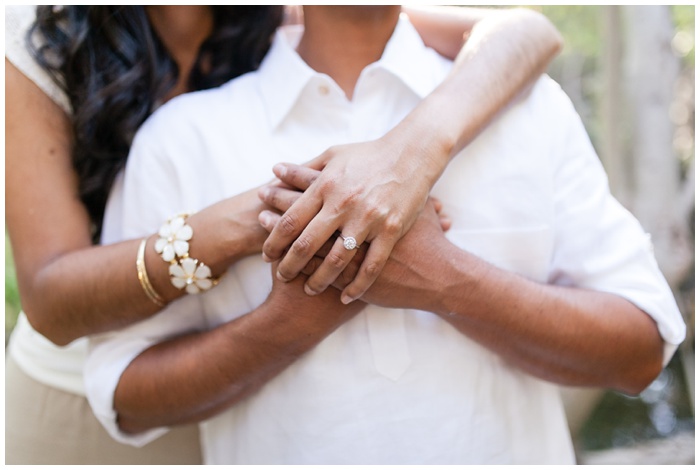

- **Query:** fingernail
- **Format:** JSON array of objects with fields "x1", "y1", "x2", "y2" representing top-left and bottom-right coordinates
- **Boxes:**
[
  {"x1": 304, "y1": 284, "x2": 318, "y2": 296},
  {"x1": 262, "y1": 253, "x2": 272, "y2": 263},
  {"x1": 273, "y1": 163, "x2": 286, "y2": 178},
  {"x1": 259, "y1": 187, "x2": 270, "y2": 200},
  {"x1": 341, "y1": 294, "x2": 355, "y2": 305},
  {"x1": 276, "y1": 271, "x2": 290, "y2": 282},
  {"x1": 259, "y1": 211, "x2": 271, "y2": 228}
]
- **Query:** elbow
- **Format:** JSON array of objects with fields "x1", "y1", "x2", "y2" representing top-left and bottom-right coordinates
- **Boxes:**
[
  {"x1": 510, "y1": 8, "x2": 564, "y2": 58},
  {"x1": 617, "y1": 361, "x2": 664, "y2": 397},
  {"x1": 23, "y1": 302, "x2": 79, "y2": 347},
  {"x1": 614, "y1": 344, "x2": 665, "y2": 397},
  {"x1": 22, "y1": 267, "x2": 85, "y2": 346},
  {"x1": 116, "y1": 412, "x2": 152, "y2": 436}
]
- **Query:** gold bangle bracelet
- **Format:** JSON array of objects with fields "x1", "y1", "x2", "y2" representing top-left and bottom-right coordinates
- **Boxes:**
[{"x1": 136, "y1": 238, "x2": 166, "y2": 307}]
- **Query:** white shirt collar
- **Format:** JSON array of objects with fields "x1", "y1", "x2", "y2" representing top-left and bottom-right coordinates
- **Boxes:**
[{"x1": 257, "y1": 15, "x2": 441, "y2": 130}]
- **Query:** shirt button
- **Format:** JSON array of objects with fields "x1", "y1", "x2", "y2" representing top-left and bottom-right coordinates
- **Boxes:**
[{"x1": 318, "y1": 85, "x2": 330, "y2": 96}]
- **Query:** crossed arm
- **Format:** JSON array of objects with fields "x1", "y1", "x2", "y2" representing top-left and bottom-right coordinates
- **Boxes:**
[
  {"x1": 110, "y1": 194, "x2": 663, "y2": 435},
  {"x1": 259, "y1": 168, "x2": 666, "y2": 397}
]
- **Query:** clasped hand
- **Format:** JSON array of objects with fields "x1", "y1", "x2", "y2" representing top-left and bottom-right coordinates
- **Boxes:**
[{"x1": 258, "y1": 149, "x2": 451, "y2": 306}]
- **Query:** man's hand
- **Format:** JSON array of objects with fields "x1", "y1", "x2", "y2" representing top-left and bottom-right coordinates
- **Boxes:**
[
  {"x1": 314, "y1": 200, "x2": 451, "y2": 311},
  {"x1": 266, "y1": 259, "x2": 367, "y2": 328}
]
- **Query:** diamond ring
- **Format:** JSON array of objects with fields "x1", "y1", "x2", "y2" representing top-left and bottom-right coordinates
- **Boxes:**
[{"x1": 339, "y1": 234, "x2": 360, "y2": 250}]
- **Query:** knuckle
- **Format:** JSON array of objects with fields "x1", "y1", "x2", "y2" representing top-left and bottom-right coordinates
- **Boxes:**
[
  {"x1": 361, "y1": 259, "x2": 383, "y2": 279},
  {"x1": 326, "y1": 250, "x2": 348, "y2": 270},
  {"x1": 290, "y1": 234, "x2": 313, "y2": 258},
  {"x1": 278, "y1": 212, "x2": 299, "y2": 237},
  {"x1": 361, "y1": 204, "x2": 390, "y2": 228},
  {"x1": 383, "y1": 214, "x2": 403, "y2": 237},
  {"x1": 317, "y1": 177, "x2": 337, "y2": 195},
  {"x1": 330, "y1": 192, "x2": 360, "y2": 215}
]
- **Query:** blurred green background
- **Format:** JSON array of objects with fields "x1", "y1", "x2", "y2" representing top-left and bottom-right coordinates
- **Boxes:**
[{"x1": 5, "y1": 4, "x2": 695, "y2": 465}]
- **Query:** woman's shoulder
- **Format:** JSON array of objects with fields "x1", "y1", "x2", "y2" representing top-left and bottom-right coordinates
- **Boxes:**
[
  {"x1": 6, "y1": 5, "x2": 39, "y2": 64},
  {"x1": 5, "y1": 5, "x2": 71, "y2": 114},
  {"x1": 5, "y1": 5, "x2": 36, "y2": 33}
]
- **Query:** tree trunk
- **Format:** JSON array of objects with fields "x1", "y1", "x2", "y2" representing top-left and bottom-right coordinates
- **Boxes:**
[
  {"x1": 600, "y1": 5, "x2": 630, "y2": 207},
  {"x1": 623, "y1": 5, "x2": 693, "y2": 287}
]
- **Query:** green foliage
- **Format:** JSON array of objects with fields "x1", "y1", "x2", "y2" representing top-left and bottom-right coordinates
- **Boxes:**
[
  {"x1": 6, "y1": 232, "x2": 21, "y2": 343},
  {"x1": 535, "y1": 5, "x2": 603, "y2": 57},
  {"x1": 671, "y1": 5, "x2": 695, "y2": 67}
]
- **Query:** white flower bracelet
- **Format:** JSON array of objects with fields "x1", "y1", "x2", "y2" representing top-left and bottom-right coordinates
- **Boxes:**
[{"x1": 155, "y1": 213, "x2": 219, "y2": 295}]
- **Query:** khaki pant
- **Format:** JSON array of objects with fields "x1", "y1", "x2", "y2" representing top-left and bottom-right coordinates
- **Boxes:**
[{"x1": 5, "y1": 355, "x2": 203, "y2": 465}]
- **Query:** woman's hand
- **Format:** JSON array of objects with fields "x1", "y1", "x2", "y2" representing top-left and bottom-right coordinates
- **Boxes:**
[
  {"x1": 185, "y1": 187, "x2": 272, "y2": 274},
  {"x1": 259, "y1": 131, "x2": 449, "y2": 305},
  {"x1": 260, "y1": 154, "x2": 451, "y2": 302}
]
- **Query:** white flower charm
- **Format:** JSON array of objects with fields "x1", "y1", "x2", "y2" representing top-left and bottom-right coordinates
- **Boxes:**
[
  {"x1": 169, "y1": 258, "x2": 214, "y2": 294},
  {"x1": 155, "y1": 215, "x2": 193, "y2": 262}
]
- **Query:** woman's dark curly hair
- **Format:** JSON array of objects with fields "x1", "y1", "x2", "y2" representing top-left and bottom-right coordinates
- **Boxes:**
[{"x1": 29, "y1": 6, "x2": 284, "y2": 241}]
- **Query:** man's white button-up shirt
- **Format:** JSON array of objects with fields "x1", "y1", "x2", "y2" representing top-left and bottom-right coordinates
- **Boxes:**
[{"x1": 89, "y1": 17, "x2": 686, "y2": 465}]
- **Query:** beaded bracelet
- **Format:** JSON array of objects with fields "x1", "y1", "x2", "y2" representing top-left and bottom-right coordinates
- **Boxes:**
[{"x1": 155, "y1": 214, "x2": 219, "y2": 295}]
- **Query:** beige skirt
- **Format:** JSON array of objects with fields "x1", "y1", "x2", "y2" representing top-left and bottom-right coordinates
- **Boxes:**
[{"x1": 5, "y1": 355, "x2": 203, "y2": 465}]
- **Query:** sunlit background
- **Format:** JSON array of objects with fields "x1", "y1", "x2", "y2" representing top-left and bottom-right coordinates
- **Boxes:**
[
  {"x1": 4, "y1": 4, "x2": 695, "y2": 465},
  {"x1": 529, "y1": 5, "x2": 694, "y2": 464}
]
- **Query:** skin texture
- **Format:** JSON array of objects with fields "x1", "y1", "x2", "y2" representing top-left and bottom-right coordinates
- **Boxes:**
[{"x1": 6, "y1": 6, "x2": 562, "y2": 346}]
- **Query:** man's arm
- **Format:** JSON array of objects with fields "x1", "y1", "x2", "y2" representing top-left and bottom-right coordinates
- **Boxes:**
[
  {"x1": 261, "y1": 80, "x2": 684, "y2": 396},
  {"x1": 111, "y1": 269, "x2": 363, "y2": 434},
  {"x1": 296, "y1": 203, "x2": 663, "y2": 396}
]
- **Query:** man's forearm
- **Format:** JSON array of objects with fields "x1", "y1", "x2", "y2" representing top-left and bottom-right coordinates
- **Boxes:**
[
  {"x1": 426, "y1": 243, "x2": 664, "y2": 395},
  {"x1": 114, "y1": 285, "x2": 361, "y2": 434}
]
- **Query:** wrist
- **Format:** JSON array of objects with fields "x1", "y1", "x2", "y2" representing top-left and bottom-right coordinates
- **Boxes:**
[
  {"x1": 187, "y1": 205, "x2": 267, "y2": 273},
  {"x1": 387, "y1": 96, "x2": 461, "y2": 187},
  {"x1": 425, "y1": 243, "x2": 485, "y2": 317}
]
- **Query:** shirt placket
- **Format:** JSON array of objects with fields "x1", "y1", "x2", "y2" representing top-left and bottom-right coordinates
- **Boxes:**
[{"x1": 348, "y1": 78, "x2": 411, "y2": 382}]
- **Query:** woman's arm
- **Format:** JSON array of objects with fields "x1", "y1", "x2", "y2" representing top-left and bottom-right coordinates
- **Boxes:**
[
  {"x1": 6, "y1": 60, "x2": 270, "y2": 345},
  {"x1": 404, "y1": 6, "x2": 562, "y2": 154},
  {"x1": 259, "y1": 6, "x2": 563, "y2": 303}
]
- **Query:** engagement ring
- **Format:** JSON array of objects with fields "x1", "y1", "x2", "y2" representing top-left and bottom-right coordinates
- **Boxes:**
[{"x1": 339, "y1": 234, "x2": 360, "y2": 250}]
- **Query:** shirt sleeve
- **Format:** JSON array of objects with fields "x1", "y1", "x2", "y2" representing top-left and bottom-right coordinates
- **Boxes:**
[
  {"x1": 541, "y1": 78, "x2": 686, "y2": 365},
  {"x1": 84, "y1": 112, "x2": 208, "y2": 447},
  {"x1": 5, "y1": 5, "x2": 72, "y2": 114}
]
